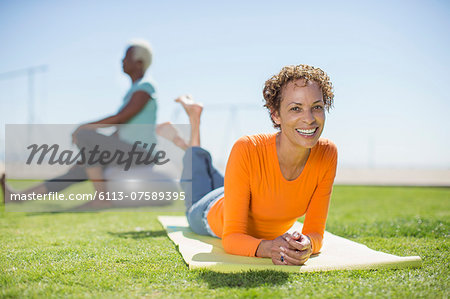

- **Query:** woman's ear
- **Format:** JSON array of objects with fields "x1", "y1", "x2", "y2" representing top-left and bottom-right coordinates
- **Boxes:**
[
  {"x1": 136, "y1": 60, "x2": 144, "y2": 70},
  {"x1": 271, "y1": 110, "x2": 281, "y2": 126}
]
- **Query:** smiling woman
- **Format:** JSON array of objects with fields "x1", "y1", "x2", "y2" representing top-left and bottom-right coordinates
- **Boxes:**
[{"x1": 157, "y1": 64, "x2": 337, "y2": 266}]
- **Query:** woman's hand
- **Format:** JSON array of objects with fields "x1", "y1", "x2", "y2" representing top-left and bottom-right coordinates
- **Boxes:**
[
  {"x1": 279, "y1": 231, "x2": 312, "y2": 266},
  {"x1": 256, "y1": 232, "x2": 311, "y2": 265},
  {"x1": 72, "y1": 124, "x2": 92, "y2": 144}
]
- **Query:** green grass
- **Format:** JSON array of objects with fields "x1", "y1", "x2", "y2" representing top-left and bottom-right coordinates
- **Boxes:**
[{"x1": 1, "y1": 184, "x2": 449, "y2": 298}]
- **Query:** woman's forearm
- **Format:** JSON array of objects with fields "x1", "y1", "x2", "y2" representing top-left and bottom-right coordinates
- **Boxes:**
[
  {"x1": 255, "y1": 240, "x2": 273, "y2": 258},
  {"x1": 88, "y1": 115, "x2": 122, "y2": 126}
]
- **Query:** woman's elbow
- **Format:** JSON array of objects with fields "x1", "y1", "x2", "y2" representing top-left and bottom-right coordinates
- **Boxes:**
[
  {"x1": 222, "y1": 238, "x2": 234, "y2": 254},
  {"x1": 115, "y1": 114, "x2": 130, "y2": 124},
  {"x1": 222, "y1": 237, "x2": 242, "y2": 256}
]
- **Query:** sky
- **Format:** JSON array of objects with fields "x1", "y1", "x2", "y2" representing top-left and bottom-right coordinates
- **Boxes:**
[{"x1": 1, "y1": 0, "x2": 449, "y2": 170}]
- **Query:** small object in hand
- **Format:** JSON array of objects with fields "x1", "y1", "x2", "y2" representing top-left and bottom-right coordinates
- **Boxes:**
[{"x1": 280, "y1": 255, "x2": 285, "y2": 262}]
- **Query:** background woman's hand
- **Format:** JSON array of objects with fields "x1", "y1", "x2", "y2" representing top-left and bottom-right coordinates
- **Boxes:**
[{"x1": 71, "y1": 124, "x2": 92, "y2": 144}]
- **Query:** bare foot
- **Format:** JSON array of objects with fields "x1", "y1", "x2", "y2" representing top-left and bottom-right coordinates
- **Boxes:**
[
  {"x1": 175, "y1": 95, "x2": 203, "y2": 119},
  {"x1": 175, "y1": 95, "x2": 203, "y2": 147},
  {"x1": 156, "y1": 122, "x2": 189, "y2": 150}
]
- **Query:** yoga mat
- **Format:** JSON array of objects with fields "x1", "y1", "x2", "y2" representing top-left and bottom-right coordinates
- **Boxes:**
[{"x1": 158, "y1": 216, "x2": 422, "y2": 273}]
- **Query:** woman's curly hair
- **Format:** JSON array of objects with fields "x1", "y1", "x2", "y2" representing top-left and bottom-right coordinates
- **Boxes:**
[{"x1": 263, "y1": 64, "x2": 334, "y2": 129}]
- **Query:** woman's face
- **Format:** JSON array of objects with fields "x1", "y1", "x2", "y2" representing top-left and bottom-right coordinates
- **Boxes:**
[
  {"x1": 272, "y1": 79, "x2": 325, "y2": 149},
  {"x1": 122, "y1": 47, "x2": 137, "y2": 75}
]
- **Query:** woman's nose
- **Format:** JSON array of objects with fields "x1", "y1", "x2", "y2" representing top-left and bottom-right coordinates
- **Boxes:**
[{"x1": 302, "y1": 110, "x2": 315, "y2": 124}]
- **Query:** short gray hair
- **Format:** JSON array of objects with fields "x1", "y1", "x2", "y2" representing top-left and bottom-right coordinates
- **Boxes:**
[{"x1": 128, "y1": 39, "x2": 153, "y2": 72}]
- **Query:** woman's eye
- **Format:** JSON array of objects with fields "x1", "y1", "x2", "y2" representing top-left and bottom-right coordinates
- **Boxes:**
[
  {"x1": 290, "y1": 107, "x2": 300, "y2": 111},
  {"x1": 314, "y1": 106, "x2": 324, "y2": 110}
]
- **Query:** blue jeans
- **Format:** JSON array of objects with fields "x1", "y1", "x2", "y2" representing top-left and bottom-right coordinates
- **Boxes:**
[{"x1": 181, "y1": 147, "x2": 224, "y2": 237}]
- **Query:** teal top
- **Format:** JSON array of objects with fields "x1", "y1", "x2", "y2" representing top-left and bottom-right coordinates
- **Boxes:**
[{"x1": 117, "y1": 77, "x2": 158, "y2": 146}]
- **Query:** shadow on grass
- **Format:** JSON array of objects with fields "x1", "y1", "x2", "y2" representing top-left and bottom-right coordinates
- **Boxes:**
[
  {"x1": 108, "y1": 230, "x2": 167, "y2": 239},
  {"x1": 195, "y1": 269, "x2": 289, "y2": 288}
]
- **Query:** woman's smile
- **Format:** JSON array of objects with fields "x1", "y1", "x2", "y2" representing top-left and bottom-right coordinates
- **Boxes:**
[{"x1": 295, "y1": 127, "x2": 319, "y2": 138}]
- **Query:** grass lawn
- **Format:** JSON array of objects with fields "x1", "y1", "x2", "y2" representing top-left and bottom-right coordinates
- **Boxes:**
[{"x1": 1, "y1": 184, "x2": 449, "y2": 298}]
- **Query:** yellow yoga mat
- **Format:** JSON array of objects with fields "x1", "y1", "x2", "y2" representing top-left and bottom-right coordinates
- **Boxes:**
[{"x1": 158, "y1": 216, "x2": 422, "y2": 273}]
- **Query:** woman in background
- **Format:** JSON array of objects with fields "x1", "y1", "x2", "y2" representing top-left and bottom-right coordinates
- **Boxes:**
[{"x1": 2, "y1": 40, "x2": 157, "y2": 210}]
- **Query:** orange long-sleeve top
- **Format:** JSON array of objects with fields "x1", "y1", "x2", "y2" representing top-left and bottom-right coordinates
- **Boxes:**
[{"x1": 206, "y1": 133, "x2": 338, "y2": 257}]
